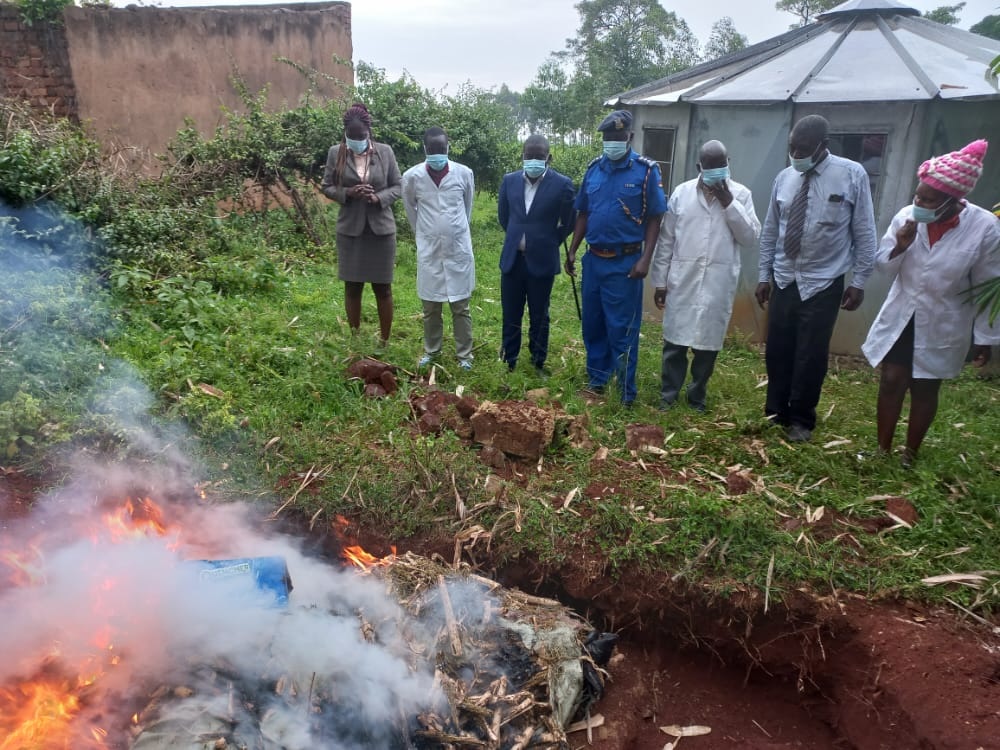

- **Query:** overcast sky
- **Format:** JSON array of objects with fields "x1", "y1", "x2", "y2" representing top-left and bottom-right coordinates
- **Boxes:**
[{"x1": 155, "y1": 0, "x2": 1000, "y2": 91}]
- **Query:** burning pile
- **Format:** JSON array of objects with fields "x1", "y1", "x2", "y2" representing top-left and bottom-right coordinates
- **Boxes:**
[{"x1": 0, "y1": 469, "x2": 611, "y2": 749}]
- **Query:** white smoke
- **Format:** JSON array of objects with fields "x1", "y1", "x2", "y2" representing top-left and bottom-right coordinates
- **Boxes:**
[{"x1": 0, "y1": 460, "x2": 442, "y2": 749}]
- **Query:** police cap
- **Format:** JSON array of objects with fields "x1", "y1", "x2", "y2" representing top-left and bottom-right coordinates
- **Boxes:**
[{"x1": 597, "y1": 110, "x2": 633, "y2": 133}]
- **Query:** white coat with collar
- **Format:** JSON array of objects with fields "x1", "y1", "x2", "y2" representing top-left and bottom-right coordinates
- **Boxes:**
[
  {"x1": 402, "y1": 160, "x2": 476, "y2": 302},
  {"x1": 862, "y1": 202, "x2": 1000, "y2": 379},
  {"x1": 650, "y1": 178, "x2": 761, "y2": 351}
]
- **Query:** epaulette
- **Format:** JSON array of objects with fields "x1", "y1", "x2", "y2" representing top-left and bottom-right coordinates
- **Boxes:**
[
  {"x1": 635, "y1": 155, "x2": 656, "y2": 168},
  {"x1": 586, "y1": 156, "x2": 601, "y2": 169}
]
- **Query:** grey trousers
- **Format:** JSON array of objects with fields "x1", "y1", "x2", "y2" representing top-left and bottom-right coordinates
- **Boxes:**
[
  {"x1": 422, "y1": 298, "x2": 473, "y2": 361},
  {"x1": 660, "y1": 339, "x2": 719, "y2": 410}
]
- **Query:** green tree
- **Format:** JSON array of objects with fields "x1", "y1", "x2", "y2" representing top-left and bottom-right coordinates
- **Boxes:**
[
  {"x1": 522, "y1": 57, "x2": 580, "y2": 140},
  {"x1": 568, "y1": 0, "x2": 701, "y2": 96},
  {"x1": 923, "y1": 2, "x2": 966, "y2": 24},
  {"x1": 703, "y1": 16, "x2": 749, "y2": 60},
  {"x1": 970, "y1": 14, "x2": 1000, "y2": 39},
  {"x1": 775, "y1": 0, "x2": 839, "y2": 27}
]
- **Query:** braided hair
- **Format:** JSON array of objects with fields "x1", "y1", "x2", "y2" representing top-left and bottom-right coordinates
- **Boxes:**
[{"x1": 333, "y1": 102, "x2": 375, "y2": 186}]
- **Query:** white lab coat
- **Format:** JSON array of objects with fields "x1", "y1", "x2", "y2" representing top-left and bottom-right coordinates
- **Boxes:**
[
  {"x1": 650, "y1": 178, "x2": 761, "y2": 351},
  {"x1": 402, "y1": 161, "x2": 476, "y2": 302},
  {"x1": 862, "y1": 202, "x2": 1000, "y2": 379}
]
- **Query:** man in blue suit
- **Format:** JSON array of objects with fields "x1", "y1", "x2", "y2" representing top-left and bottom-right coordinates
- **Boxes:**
[{"x1": 497, "y1": 135, "x2": 576, "y2": 374}]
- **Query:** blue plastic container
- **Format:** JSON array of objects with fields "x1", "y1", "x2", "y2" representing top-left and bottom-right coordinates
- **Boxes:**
[{"x1": 191, "y1": 556, "x2": 292, "y2": 606}]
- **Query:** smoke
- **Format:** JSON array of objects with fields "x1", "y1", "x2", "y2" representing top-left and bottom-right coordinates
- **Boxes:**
[
  {"x1": 0, "y1": 469, "x2": 442, "y2": 749},
  {"x1": 0, "y1": 200, "x2": 442, "y2": 748}
]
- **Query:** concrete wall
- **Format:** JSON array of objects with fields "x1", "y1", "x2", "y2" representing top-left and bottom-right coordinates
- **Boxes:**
[
  {"x1": 1, "y1": 3, "x2": 351, "y2": 156},
  {"x1": 62, "y1": 3, "x2": 351, "y2": 155},
  {"x1": 0, "y1": 4, "x2": 76, "y2": 118}
]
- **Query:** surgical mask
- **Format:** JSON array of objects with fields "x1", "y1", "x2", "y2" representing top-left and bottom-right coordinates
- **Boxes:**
[
  {"x1": 523, "y1": 159, "x2": 547, "y2": 178},
  {"x1": 700, "y1": 166, "x2": 730, "y2": 186},
  {"x1": 602, "y1": 141, "x2": 629, "y2": 161},
  {"x1": 789, "y1": 143, "x2": 823, "y2": 173},
  {"x1": 346, "y1": 137, "x2": 368, "y2": 154},
  {"x1": 911, "y1": 197, "x2": 952, "y2": 223},
  {"x1": 425, "y1": 153, "x2": 448, "y2": 171}
]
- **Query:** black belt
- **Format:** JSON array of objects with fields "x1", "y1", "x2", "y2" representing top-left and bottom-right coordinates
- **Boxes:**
[{"x1": 588, "y1": 243, "x2": 641, "y2": 258}]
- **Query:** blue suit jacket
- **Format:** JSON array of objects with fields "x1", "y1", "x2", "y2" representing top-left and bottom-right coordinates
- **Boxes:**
[{"x1": 498, "y1": 169, "x2": 576, "y2": 277}]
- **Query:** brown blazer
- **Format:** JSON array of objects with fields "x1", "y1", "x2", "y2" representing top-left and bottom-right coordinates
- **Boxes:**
[{"x1": 321, "y1": 141, "x2": 402, "y2": 236}]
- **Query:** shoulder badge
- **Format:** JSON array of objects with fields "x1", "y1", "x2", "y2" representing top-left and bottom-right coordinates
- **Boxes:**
[
  {"x1": 586, "y1": 156, "x2": 601, "y2": 169},
  {"x1": 635, "y1": 155, "x2": 655, "y2": 168}
]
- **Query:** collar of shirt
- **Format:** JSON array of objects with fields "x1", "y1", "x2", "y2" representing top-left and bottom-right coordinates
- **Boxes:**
[
  {"x1": 523, "y1": 170, "x2": 546, "y2": 185},
  {"x1": 426, "y1": 162, "x2": 450, "y2": 186},
  {"x1": 601, "y1": 150, "x2": 635, "y2": 171},
  {"x1": 927, "y1": 208, "x2": 962, "y2": 247}
]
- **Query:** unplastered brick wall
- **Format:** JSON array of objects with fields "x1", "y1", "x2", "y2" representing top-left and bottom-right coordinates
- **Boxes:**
[{"x1": 0, "y1": 4, "x2": 78, "y2": 118}]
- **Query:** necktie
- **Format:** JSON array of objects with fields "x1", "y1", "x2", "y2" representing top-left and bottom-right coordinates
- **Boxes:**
[{"x1": 783, "y1": 172, "x2": 811, "y2": 260}]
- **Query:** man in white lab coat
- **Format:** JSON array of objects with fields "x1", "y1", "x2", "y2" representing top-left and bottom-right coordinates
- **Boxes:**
[
  {"x1": 651, "y1": 140, "x2": 761, "y2": 411},
  {"x1": 862, "y1": 138, "x2": 999, "y2": 467},
  {"x1": 402, "y1": 127, "x2": 476, "y2": 370}
]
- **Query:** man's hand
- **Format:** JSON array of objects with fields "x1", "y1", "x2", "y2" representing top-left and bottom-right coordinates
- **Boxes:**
[
  {"x1": 628, "y1": 255, "x2": 650, "y2": 280},
  {"x1": 708, "y1": 180, "x2": 733, "y2": 208},
  {"x1": 653, "y1": 288, "x2": 666, "y2": 310},
  {"x1": 367, "y1": 192, "x2": 380, "y2": 205},
  {"x1": 754, "y1": 282, "x2": 771, "y2": 309},
  {"x1": 564, "y1": 248, "x2": 577, "y2": 277},
  {"x1": 889, "y1": 220, "x2": 917, "y2": 259},
  {"x1": 971, "y1": 344, "x2": 992, "y2": 368},
  {"x1": 841, "y1": 286, "x2": 864, "y2": 311}
]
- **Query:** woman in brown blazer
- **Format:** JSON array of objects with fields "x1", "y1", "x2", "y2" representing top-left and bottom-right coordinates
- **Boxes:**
[{"x1": 321, "y1": 103, "x2": 403, "y2": 346}]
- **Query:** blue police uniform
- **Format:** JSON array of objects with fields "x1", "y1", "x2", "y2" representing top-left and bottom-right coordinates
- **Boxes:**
[{"x1": 575, "y1": 132, "x2": 667, "y2": 404}]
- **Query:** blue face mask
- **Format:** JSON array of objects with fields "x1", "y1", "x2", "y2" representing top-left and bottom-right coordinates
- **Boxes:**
[
  {"x1": 911, "y1": 198, "x2": 952, "y2": 223},
  {"x1": 602, "y1": 141, "x2": 629, "y2": 161},
  {"x1": 523, "y1": 159, "x2": 547, "y2": 178},
  {"x1": 789, "y1": 142, "x2": 823, "y2": 173},
  {"x1": 425, "y1": 153, "x2": 448, "y2": 171},
  {"x1": 700, "y1": 166, "x2": 730, "y2": 186},
  {"x1": 346, "y1": 137, "x2": 369, "y2": 154}
]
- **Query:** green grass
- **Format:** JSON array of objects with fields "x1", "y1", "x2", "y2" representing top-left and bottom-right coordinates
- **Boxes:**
[{"x1": 99, "y1": 193, "x2": 1000, "y2": 613}]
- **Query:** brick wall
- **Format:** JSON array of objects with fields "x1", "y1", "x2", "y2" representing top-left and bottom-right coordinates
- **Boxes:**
[{"x1": 0, "y1": 4, "x2": 77, "y2": 119}]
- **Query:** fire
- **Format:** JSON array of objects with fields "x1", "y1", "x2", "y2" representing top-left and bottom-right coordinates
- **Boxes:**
[
  {"x1": 0, "y1": 677, "x2": 85, "y2": 750},
  {"x1": 100, "y1": 496, "x2": 172, "y2": 542},
  {"x1": 0, "y1": 495, "x2": 181, "y2": 748},
  {"x1": 334, "y1": 516, "x2": 395, "y2": 570}
]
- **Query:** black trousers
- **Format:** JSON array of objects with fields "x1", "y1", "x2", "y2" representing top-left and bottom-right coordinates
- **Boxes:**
[
  {"x1": 500, "y1": 252, "x2": 555, "y2": 369},
  {"x1": 764, "y1": 276, "x2": 844, "y2": 430}
]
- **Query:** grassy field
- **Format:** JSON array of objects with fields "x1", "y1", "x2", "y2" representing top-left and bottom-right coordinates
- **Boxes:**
[{"x1": 105, "y1": 192, "x2": 1000, "y2": 613}]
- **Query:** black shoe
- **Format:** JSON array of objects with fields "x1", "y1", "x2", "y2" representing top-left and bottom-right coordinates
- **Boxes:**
[
  {"x1": 534, "y1": 364, "x2": 551, "y2": 378},
  {"x1": 786, "y1": 424, "x2": 812, "y2": 443},
  {"x1": 505, "y1": 361, "x2": 517, "y2": 372}
]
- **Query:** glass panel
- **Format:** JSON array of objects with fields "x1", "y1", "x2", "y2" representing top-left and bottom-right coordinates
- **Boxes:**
[
  {"x1": 828, "y1": 132, "x2": 886, "y2": 202},
  {"x1": 642, "y1": 127, "x2": 676, "y2": 191}
]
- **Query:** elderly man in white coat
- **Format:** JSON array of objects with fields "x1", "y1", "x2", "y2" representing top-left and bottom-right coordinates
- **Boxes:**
[
  {"x1": 862, "y1": 138, "x2": 1000, "y2": 467},
  {"x1": 651, "y1": 140, "x2": 761, "y2": 411},
  {"x1": 402, "y1": 127, "x2": 477, "y2": 370}
]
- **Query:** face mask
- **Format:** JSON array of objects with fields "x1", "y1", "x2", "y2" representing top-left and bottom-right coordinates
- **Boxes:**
[
  {"x1": 425, "y1": 153, "x2": 448, "y2": 171},
  {"x1": 789, "y1": 142, "x2": 823, "y2": 173},
  {"x1": 602, "y1": 141, "x2": 629, "y2": 161},
  {"x1": 700, "y1": 166, "x2": 730, "y2": 186},
  {"x1": 911, "y1": 198, "x2": 952, "y2": 223},
  {"x1": 523, "y1": 159, "x2": 547, "y2": 178},
  {"x1": 346, "y1": 137, "x2": 368, "y2": 154}
]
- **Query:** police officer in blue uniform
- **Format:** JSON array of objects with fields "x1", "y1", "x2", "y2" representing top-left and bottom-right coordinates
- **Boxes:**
[{"x1": 565, "y1": 110, "x2": 667, "y2": 406}]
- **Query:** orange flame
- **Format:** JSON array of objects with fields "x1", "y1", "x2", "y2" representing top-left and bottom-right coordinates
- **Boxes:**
[
  {"x1": 101, "y1": 497, "x2": 171, "y2": 542},
  {"x1": 1, "y1": 495, "x2": 181, "y2": 747},
  {"x1": 0, "y1": 678, "x2": 92, "y2": 750},
  {"x1": 333, "y1": 517, "x2": 395, "y2": 570}
]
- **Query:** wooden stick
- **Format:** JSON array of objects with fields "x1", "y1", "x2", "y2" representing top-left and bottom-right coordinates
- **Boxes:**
[
  {"x1": 438, "y1": 575, "x2": 463, "y2": 657},
  {"x1": 566, "y1": 712, "x2": 605, "y2": 735},
  {"x1": 413, "y1": 730, "x2": 488, "y2": 747}
]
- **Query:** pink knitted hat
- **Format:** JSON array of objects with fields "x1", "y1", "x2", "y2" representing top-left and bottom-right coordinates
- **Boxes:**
[{"x1": 918, "y1": 139, "x2": 988, "y2": 198}]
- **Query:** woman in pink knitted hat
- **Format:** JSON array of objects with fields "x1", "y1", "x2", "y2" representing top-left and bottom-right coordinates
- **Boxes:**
[{"x1": 862, "y1": 139, "x2": 1000, "y2": 467}]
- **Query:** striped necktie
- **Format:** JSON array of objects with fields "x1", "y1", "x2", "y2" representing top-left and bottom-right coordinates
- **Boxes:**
[{"x1": 783, "y1": 171, "x2": 812, "y2": 260}]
